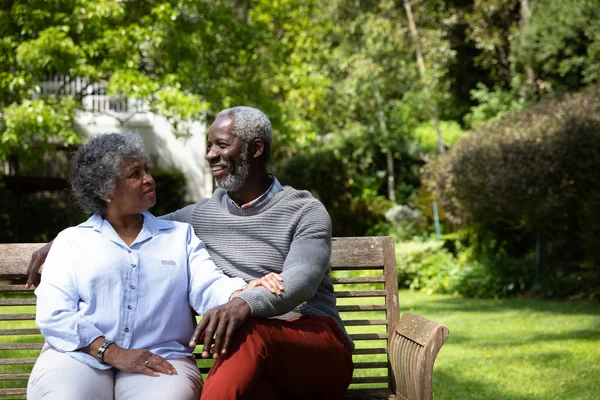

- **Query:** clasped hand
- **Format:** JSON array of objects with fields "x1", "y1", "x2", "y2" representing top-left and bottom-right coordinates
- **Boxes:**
[{"x1": 189, "y1": 272, "x2": 283, "y2": 359}]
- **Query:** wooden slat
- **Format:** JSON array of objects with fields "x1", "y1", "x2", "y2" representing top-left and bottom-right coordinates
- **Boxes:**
[
  {"x1": 345, "y1": 388, "x2": 395, "y2": 400},
  {"x1": 0, "y1": 358, "x2": 37, "y2": 365},
  {"x1": 0, "y1": 314, "x2": 36, "y2": 321},
  {"x1": 337, "y1": 305, "x2": 387, "y2": 312},
  {"x1": 330, "y1": 237, "x2": 385, "y2": 267},
  {"x1": 0, "y1": 244, "x2": 44, "y2": 277},
  {"x1": 0, "y1": 299, "x2": 36, "y2": 306},
  {"x1": 0, "y1": 373, "x2": 29, "y2": 380},
  {"x1": 0, "y1": 388, "x2": 26, "y2": 395},
  {"x1": 354, "y1": 361, "x2": 388, "y2": 369},
  {"x1": 330, "y1": 265, "x2": 383, "y2": 271},
  {"x1": 0, "y1": 285, "x2": 33, "y2": 292},
  {"x1": 349, "y1": 333, "x2": 387, "y2": 340},
  {"x1": 331, "y1": 277, "x2": 385, "y2": 284},
  {"x1": 335, "y1": 290, "x2": 386, "y2": 298},
  {"x1": 0, "y1": 329, "x2": 40, "y2": 336},
  {"x1": 351, "y1": 376, "x2": 389, "y2": 384},
  {"x1": 343, "y1": 319, "x2": 387, "y2": 326},
  {"x1": 352, "y1": 348, "x2": 387, "y2": 355},
  {"x1": 0, "y1": 343, "x2": 43, "y2": 350}
]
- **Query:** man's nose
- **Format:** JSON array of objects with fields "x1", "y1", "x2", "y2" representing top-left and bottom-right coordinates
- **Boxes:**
[{"x1": 205, "y1": 147, "x2": 219, "y2": 162}]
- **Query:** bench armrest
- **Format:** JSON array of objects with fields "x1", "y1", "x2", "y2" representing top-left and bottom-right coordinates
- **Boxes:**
[{"x1": 389, "y1": 312, "x2": 449, "y2": 400}]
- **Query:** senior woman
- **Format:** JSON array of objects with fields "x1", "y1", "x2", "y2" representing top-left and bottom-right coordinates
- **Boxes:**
[{"x1": 27, "y1": 133, "x2": 278, "y2": 400}]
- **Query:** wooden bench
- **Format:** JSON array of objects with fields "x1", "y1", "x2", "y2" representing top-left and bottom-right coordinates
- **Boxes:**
[{"x1": 0, "y1": 236, "x2": 448, "y2": 399}]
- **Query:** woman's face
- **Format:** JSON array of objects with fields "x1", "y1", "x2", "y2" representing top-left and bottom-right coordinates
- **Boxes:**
[{"x1": 109, "y1": 158, "x2": 156, "y2": 215}]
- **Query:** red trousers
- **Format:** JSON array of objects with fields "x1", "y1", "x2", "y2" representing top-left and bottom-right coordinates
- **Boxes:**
[{"x1": 201, "y1": 316, "x2": 354, "y2": 400}]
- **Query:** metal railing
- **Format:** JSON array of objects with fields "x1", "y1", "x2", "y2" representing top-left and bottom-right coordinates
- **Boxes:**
[{"x1": 34, "y1": 75, "x2": 149, "y2": 114}]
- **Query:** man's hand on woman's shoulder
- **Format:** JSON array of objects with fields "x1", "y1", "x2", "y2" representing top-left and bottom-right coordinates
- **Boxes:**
[{"x1": 26, "y1": 240, "x2": 54, "y2": 288}]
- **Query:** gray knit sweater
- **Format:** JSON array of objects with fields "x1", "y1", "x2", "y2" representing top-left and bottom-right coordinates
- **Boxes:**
[{"x1": 163, "y1": 185, "x2": 353, "y2": 350}]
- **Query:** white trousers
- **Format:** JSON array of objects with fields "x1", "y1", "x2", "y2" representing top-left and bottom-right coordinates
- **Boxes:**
[{"x1": 27, "y1": 347, "x2": 203, "y2": 400}]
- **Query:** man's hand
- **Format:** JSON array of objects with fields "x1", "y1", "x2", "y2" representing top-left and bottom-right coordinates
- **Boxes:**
[
  {"x1": 104, "y1": 346, "x2": 177, "y2": 377},
  {"x1": 189, "y1": 297, "x2": 251, "y2": 359},
  {"x1": 26, "y1": 241, "x2": 53, "y2": 288}
]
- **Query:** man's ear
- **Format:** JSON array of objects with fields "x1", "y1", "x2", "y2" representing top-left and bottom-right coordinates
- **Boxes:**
[{"x1": 250, "y1": 138, "x2": 265, "y2": 159}]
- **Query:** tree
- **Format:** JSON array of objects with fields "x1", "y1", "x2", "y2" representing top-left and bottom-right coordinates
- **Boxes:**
[{"x1": 0, "y1": 0, "x2": 211, "y2": 167}]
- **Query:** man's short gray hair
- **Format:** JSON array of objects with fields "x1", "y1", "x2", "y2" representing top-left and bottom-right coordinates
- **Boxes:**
[
  {"x1": 70, "y1": 132, "x2": 149, "y2": 215},
  {"x1": 216, "y1": 106, "x2": 273, "y2": 163}
]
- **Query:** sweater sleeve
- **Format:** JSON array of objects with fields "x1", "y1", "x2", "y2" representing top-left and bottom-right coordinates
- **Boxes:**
[
  {"x1": 159, "y1": 203, "x2": 196, "y2": 223},
  {"x1": 235, "y1": 201, "x2": 332, "y2": 317}
]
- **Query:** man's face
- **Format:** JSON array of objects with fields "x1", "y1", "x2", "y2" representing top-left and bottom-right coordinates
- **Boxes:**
[{"x1": 205, "y1": 115, "x2": 250, "y2": 192}]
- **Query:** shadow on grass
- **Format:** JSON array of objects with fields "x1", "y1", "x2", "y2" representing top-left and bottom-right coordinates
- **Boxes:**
[
  {"x1": 406, "y1": 296, "x2": 600, "y2": 317},
  {"x1": 433, "y1": 368, "x2": 532, "y2": 400},
  {"x1": 443, "y1": 326, "x2": 600, "y2": 346}
]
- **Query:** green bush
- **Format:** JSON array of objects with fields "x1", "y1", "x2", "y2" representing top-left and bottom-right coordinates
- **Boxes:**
[
  {"x1": 396, "y1": 239, "x2": 509, "y2": 298},
  {"x1": 422, "y1": 86, "x2": 600, "y2": 299},
  {"x1": 150, "y1": 169, "x2": 187, "y2": 217}
]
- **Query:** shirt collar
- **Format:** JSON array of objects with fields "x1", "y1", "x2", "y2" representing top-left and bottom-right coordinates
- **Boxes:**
[
  {"x1": 78, "y1": 211, "x2": 174, "y2": 242},
  {"x1": 227, "y1": 174, "x2": 283, "y2": 210}
]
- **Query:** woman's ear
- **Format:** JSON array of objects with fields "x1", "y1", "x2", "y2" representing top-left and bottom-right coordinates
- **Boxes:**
[{"x1": 250, "y1": 139, "x2": 265, "y2": 159}]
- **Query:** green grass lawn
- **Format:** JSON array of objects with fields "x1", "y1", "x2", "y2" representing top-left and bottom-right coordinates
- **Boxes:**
[
  {"x1": 398, "y1": 290, "x2": 600, "y2": 400},
  {"x1": 2, "y1": 290, "x2": 599, "y2": 399}
]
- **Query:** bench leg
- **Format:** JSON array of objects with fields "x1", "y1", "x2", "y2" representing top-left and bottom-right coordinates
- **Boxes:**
[{"x1": 389, "y1": 312, "x2": 449, "y2": 400}]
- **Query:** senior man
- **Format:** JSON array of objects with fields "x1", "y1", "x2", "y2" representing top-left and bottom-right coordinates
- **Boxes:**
[{"x1": 27, "y1": 106, "x2": 354, "y2": 400}]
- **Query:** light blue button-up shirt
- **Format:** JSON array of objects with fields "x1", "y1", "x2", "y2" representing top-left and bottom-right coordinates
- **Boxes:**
[{"x1": 34, "y1": 212, "x2": 247, "y2": 370}]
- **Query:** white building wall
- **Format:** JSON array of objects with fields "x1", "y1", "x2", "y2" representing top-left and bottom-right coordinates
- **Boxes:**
[{"x1": 74, "y1": 112, "x2": 212, "y2": 202}]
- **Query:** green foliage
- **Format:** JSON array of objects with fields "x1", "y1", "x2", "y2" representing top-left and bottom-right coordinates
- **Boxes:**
[
  {"x1": 150, "y1": 168, "x2": 187, "y2": 217},
  {"x1": 423, "y1": 86, "x2": 600, "y2": 299},
  {"x1": 0, "y1": 98, "x2": 81, "y2": 168},
  {"x1": 511, "y1": 0, "x2": 600, "y2": 91},
  {"x1": 411, "y1": 120, "x2": 465, "y2": 152},
  {"x1": 463, "y1": 83, "x2": 525, "y2": 128},
  {"x1": 396, "y1": 239, "x2": 514, "y2": 298},
  {"x1": 0, "y1": 190, "x2": 86, "y2": 243}
]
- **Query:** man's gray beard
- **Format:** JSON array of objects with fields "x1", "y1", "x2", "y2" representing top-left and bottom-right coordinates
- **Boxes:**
[{"x1": 215, "y1": 149, "x2": 250, "y2": 193}]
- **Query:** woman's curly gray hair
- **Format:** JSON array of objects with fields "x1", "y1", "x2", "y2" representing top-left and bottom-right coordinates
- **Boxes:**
[{"x1": 71, "y1": 133, "x2": 149, "y2": 215}]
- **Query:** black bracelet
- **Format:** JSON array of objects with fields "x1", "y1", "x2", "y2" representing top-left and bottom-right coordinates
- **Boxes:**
[{"x1": 97, "y1": 340, "x2": 114, "y2": 364}]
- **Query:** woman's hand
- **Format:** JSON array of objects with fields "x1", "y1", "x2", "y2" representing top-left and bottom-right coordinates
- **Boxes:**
[
  {"x1": 229, "y1": 273, "x2": 284, "y2": 300},
  {"x1": 104, "y1": 345, "x2": 177, "y2": 377},
  {"x1": 246, "y1": 272, "x2": 284, "y2": 295}
]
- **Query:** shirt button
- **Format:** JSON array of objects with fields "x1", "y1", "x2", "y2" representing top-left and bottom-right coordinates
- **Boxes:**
[
  {"x1": 124, "y1": 327, "x2": 129, "y2": 333},
  {"x1": 131, "y1": 264, "x2": 136, "y2": 268},
  {"x1": 127, "y1": 305, "x2": 133, "y2": 310},
  {"x1": 130, "y1": 284, "x2": 135, "y2": 289}
]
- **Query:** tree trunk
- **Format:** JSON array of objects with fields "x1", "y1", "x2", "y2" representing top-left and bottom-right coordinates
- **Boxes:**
[
  {"x1": 519, "y1": 0, "x2": 537, "y2": 97},
  {"x1": 374, "y1": 84, "x2": 396, "y2": 202},
  {"x1": 403, "y1": 0, "x2": 444, "y2": 154}
]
